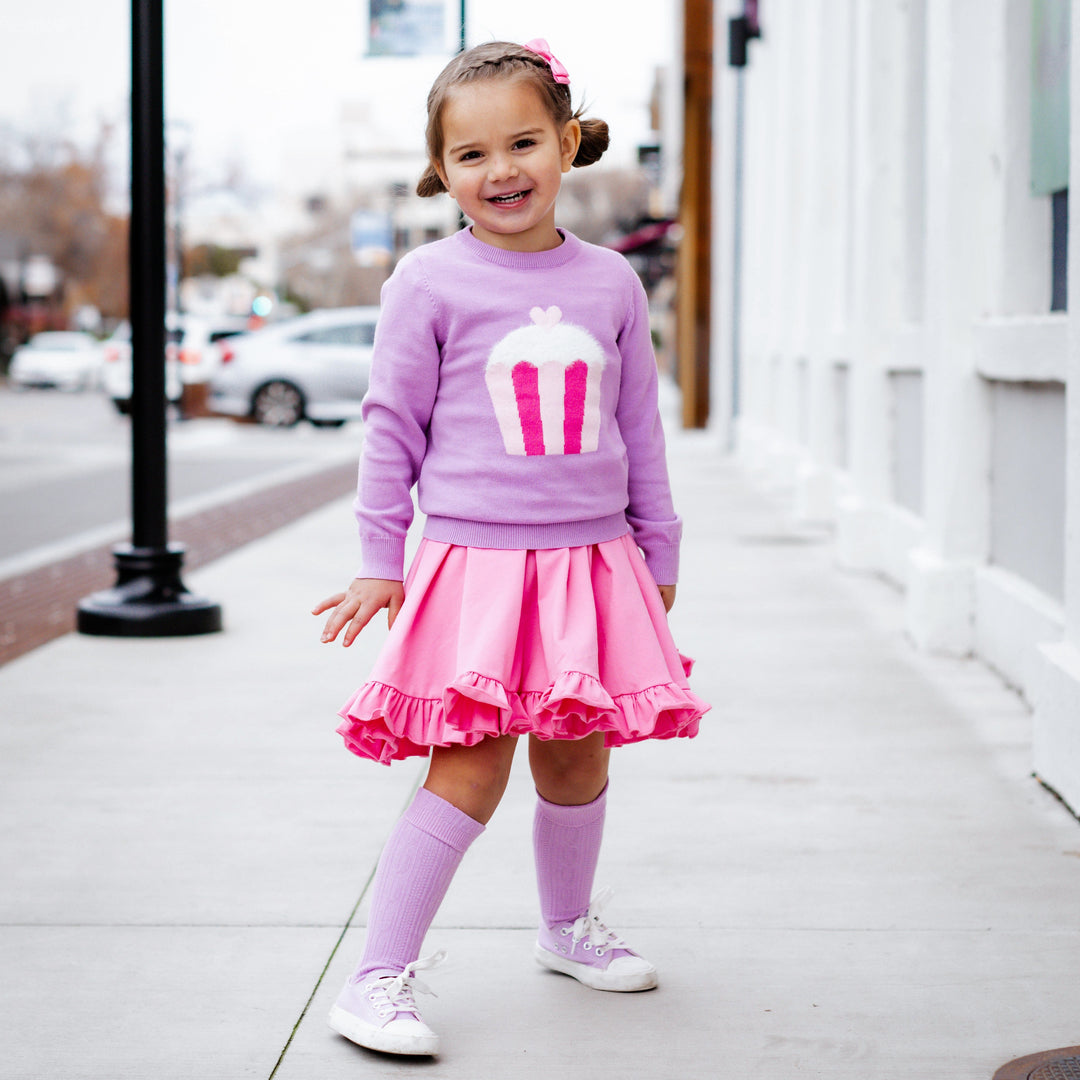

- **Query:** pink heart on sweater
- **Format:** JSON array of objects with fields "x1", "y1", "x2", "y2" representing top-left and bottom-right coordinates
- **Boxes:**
[{"x1": 529, "y1": 306, "x2": 562, "y2": 327}]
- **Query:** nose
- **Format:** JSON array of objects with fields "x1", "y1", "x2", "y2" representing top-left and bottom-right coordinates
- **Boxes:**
[{"x1": 487, "y1": 153, "x2": 518, "y2": 182}]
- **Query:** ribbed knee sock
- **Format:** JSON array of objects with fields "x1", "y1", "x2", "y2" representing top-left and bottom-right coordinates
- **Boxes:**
[
  {"x1": 533, "y1": 782, "x2": 607, "y2": 927},
  {"x1": 356, "y1": 786, "x2": 485, "y2": 978}
]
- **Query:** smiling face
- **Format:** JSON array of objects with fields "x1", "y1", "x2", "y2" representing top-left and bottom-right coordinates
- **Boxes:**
[{"x1": 434, "y1": 77, "x2": 581, "y2": 253}]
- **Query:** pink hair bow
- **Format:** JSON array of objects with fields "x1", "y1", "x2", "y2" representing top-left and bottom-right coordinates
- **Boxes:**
[{"x1": 524, "y1": 38, "x2": 570, "y2": 85}]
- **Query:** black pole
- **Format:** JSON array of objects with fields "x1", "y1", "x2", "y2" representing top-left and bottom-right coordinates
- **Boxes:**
[
  {"x1": 77, "y1": 0, "x2": 221, "y2": 637},
  {"x1": 131, "y1": 0, "x2": 167, "y2": 552}
]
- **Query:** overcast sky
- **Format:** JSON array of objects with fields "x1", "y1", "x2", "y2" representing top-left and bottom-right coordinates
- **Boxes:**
[{"x1": 1, "y1": 0, "x2": 675, "y2": 196}]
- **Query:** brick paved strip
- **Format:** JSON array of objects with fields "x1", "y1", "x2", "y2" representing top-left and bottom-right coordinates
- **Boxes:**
[{"x1": 0, "y1": 461, "x2": 357, "y2": 668}]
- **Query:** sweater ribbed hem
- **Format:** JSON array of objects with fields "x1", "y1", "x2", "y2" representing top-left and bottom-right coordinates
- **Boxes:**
[
  {"x1": 408, "y1": 787, "x2": 486, "y2": 852},
  {"x1": 535, "y1": 781, "x2": 608, "y2": 827},
  {"x1": 457, "y1": 226, "x2": 580, "y2": 269},
  {"x1": 422, "y1": 512, "x2": 630, "y2": 551}
]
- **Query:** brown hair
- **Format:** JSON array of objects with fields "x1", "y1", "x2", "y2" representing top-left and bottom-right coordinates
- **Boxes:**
[{"x1": 417, "y1": 41, "x2": 610, "y2": 197}]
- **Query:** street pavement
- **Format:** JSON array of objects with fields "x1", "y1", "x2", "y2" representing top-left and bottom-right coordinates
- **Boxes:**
[
  {"x1": 0, "y1": 387, "x2": 362, "y2": 570},
  {"x1": 2, "y1": 423, "x2": 1079, "y2": 1079}
]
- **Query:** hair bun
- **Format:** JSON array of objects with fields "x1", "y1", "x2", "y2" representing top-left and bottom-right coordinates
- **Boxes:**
[
  {"x1": 417, "y1": 163, "x2": 447, "y2": 197},
  {"x1": 573, "y1": 117, "x2": 610, "y2": 168}
]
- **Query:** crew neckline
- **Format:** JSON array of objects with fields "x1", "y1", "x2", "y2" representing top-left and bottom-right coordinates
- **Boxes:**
[{"x1": 457, "y1": 227, "x2": 580, "y2": 269}]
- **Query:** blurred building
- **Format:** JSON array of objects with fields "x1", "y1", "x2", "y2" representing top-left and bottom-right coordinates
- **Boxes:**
[
  {"x1": 339, "y1": 91, "x2": 458, "y2": 259},
  {"x1": 688, "y1": 0, "x2": 1080, "y2": 813}
]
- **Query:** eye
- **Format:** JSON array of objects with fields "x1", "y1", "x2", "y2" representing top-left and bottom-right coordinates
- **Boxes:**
[
  {"x1": 458, "y1": 150, "x2": 482, "y2": 162},
  {"x1": 513, "y1": 138, "x2": 536, "y2": 151}
]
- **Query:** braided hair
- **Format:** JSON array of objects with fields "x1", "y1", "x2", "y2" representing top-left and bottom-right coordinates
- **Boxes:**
[{"x1": 416, "y1": 41, "x2": 610, "y2": 197}]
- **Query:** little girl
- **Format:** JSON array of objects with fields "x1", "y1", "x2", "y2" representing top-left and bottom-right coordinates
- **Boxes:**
[{"x1": 314, "y1": 38, "x2": 708, "y2": 1058}]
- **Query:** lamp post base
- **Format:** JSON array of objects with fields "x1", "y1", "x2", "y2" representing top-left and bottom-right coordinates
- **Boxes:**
[{"x1": 77, "y1": 543, "x2": 222, "y2": 637}]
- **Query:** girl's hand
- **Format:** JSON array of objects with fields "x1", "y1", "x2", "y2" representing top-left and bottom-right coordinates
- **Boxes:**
[
  {"x1": 658, "y1": 584, "x2": 676, "y2": 613},
  {"x1": 313, "y1": 578, "x2": 405, "y2": 646}
]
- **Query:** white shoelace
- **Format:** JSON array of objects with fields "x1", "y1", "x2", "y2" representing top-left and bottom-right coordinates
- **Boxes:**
[
  {"x1": 560, "y1": 887, "x2": 631, "y2": 958},
  {"x1": 363, "y1": 950, "x2": 446, "y2": 1020}
]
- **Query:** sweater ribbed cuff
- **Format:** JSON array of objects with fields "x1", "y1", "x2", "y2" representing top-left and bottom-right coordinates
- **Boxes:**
[
  {"x1": 642, "y1": 545, "x2": 679, "y2": 588},
  {"x1": 359, "y1": 536, "x2": 406, "y2": 581}
]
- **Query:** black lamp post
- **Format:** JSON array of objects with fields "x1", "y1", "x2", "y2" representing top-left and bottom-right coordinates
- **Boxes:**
[{"x1": 77, "y1": 0, "x2": 221, "y2": 637}]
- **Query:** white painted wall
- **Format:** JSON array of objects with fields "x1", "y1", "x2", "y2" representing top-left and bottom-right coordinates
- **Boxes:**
[
  {"x1": 1033, "y1": 0, "x2": 1080, "y2": 815},
  {"x1": 717, "y1": 0, "x2": 1079, "y2": 813}
]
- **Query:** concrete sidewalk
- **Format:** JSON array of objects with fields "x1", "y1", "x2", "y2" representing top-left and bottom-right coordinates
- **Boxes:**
[{"x1": 2, "y1": 429, "x2": 1079, "y2": 1079}]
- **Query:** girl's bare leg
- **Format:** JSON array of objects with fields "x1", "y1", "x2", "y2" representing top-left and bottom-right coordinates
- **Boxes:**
[
  {"x1": 424, "y1": 735, "x2": 519, "y2": 824},
  {"x1": 528, "y1": 731, "x2": 610, "y2": 805}
]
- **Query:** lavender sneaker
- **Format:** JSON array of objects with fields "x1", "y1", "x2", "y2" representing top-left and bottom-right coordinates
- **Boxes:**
[
  {"x1": 534, "y1": 889, "x2": 658, "y2": 992},
  {"x1": 328, "y1": 951, "x2": 444, "y2": 1056}
]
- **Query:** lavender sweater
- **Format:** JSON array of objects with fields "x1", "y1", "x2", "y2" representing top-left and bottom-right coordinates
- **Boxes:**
[{"x1": 354, "y1": 227, "x2": 682, "y2": 584}]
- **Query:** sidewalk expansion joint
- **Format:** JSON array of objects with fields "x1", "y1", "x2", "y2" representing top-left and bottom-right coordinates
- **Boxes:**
[{"x1": 267, "y1": 770, "x2": 425, "y2": 1079}]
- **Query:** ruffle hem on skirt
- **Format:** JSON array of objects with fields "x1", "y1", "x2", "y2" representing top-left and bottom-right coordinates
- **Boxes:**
[{"x1": 336, "y1": 533, "x2": 710, "y2": 765}]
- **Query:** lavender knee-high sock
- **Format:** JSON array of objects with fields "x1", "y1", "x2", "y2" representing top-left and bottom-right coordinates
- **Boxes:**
[
  {"x1": 533, "y1": 782, "x2": 607, "y2": 927},
  {"x1": 356, "y1": 787, "x2": 485, "y2": 978}
]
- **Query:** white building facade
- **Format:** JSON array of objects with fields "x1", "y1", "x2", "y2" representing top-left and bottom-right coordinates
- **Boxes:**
[{"x1": 708, "y1": 0, "x2": 1080, "y2": 813}]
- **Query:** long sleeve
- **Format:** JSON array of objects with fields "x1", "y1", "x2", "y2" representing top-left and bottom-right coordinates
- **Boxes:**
[
  {"x1": 353, "y1": 256, "x2": 442, "y2": 579},
  {"x1": 614, "y1": 274, "x2": 682, "y2": 585}
]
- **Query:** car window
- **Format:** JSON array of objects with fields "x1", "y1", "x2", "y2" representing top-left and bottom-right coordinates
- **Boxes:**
[
  {"x1": 344, "y1": 323, "x2": 376, "y2": 346},
  {"x1": 294, "y1": 323, "x2": 376, "y2": 346},
  {"x1": 33, "y1": 333, "x2": 86, "y2": 350}
]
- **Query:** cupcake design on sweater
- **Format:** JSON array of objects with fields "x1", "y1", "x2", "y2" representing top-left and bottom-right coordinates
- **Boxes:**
[{"x1": 485, "y1": 306, "x2": 606, "y2": 456}]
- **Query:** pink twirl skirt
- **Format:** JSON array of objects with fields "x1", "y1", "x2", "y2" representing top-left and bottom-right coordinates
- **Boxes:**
[{"x1": 336, "y1": 533, "x2": 710, "y2": 764}]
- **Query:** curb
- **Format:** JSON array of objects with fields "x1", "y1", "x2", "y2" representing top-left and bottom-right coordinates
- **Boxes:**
[{"x1": 0, "y1": 460, "x2": 356, "y2": 667}]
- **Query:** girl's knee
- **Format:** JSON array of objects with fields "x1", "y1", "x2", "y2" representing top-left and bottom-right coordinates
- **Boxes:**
[
  {"x1": 425, "y1": 737, "x2": 517, "y2": 823},
  {"x1": 529, "y1": 735, "x2": 609, "y2": 805}
]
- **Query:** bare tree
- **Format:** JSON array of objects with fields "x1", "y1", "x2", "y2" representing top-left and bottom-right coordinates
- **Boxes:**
[{"x1": 0, "y1": 121, "x2": 129, "y2": 321}]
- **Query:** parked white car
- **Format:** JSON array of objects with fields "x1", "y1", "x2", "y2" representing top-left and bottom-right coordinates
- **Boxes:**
[
  {"x1": 177, "y1": 315, "x2": 251, "y2": 385},
  {"x1": 101, "y1": 314, "x2": 249, "y2": 414},
  {"x1": 209, "y1": 307, "x2": 378, "y2": 427},
  {"x1": 8, "y1": 332, "x2": 104, "y2": 391}
]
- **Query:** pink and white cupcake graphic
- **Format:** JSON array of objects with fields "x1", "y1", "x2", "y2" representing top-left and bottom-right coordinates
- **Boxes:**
[{"x1": 485, "y1": 306, "x2": 605, "y2": 456}]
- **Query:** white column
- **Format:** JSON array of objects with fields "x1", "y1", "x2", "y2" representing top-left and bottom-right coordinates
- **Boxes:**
[
  {"x1": 835, "y1": 0, "x2": 910, "y2": 569},
  {"x1": 793, "y1": 0, "x2": 854, "y2": 522},
  {"x1": 735, "y1": 0, "x2": 787, "y2": 468},
  {"x1": 1032, "y1": 0, "x2": 1080, "y2": 815},
  {"x1": 903, "y1": 0, "x2": 1000, "y2": 653},
  {"x1": 710, "y1": 0, "x2": 740, "y2": 448}
]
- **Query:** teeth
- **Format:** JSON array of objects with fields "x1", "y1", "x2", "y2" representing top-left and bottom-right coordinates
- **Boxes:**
[{"x1": 491, "y1": 192, "x2": 526, "y2": 204}]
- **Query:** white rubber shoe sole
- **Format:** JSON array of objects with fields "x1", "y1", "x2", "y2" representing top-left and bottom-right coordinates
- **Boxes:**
[
  {"x1": 328, "y1": 1004, "x2": 439, "y2": 1056},
  {"x1": 534, "y1": 943, "x2": 658, "y2": 992}
]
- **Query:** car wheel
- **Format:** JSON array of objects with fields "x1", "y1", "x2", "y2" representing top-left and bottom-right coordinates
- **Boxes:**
[
  {"x1": 252, "y1": 381, "x2": 304, "y2": 427},
  {"x1": 310, "y1": 418, "x2": 347, "y2": 428}
]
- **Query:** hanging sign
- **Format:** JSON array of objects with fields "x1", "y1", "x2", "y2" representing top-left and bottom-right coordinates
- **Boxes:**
[
  {"x1": 367, "y1": 0, "x2": 447, "y2": 57},
  {"x1": 1031, "y1": 0, "x2": 1070, "y2": 195}
]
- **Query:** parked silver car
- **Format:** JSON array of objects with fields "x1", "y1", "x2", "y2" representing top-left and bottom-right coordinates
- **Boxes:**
[{"x1": 209, "y1": 307, "x2": 378, "y2": 427}]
